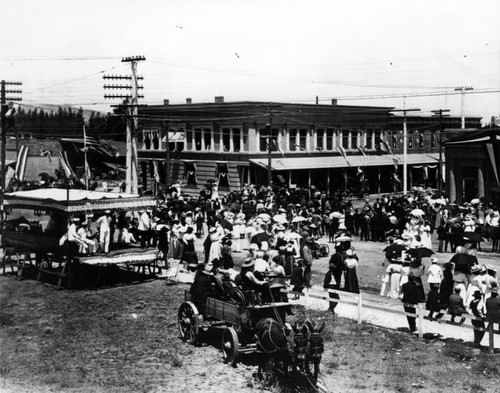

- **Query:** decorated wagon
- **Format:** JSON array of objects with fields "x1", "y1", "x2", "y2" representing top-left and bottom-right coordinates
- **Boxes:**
[{"x1": 1, "y1": 188, "x2": 158, "y2": 288}]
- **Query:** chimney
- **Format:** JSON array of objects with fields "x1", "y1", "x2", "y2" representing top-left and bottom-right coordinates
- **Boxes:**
[
  {"x1": 214, "y1": 96, "x2": 224, "y2": 104},
  {"x1": 331, "y1": 99, "x2": 338, "y2": 106},
  {"x1": 163, "y1": 99, "x2": 169, "y2": 105},
  {"x1": 186, "y1": 98, "x2": 192, "y2": 104},
  {"x1": 316, "y1": 96, "x2": 319, "y2": 105}
]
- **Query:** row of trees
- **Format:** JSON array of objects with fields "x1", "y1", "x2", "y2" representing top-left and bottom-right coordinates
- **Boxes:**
[{"x1": 11, "y1": 106, "x2": 126, "y2": 141}]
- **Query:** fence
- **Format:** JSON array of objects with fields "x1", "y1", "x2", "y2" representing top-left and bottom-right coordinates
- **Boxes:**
[{"x1": 291, "y1": 288, "x2": 499, "y2": 354}]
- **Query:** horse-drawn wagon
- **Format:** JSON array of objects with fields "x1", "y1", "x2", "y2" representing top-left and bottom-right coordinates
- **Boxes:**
[{"x1": 177, "y1": 280, "x2": 325, "y2": 387}]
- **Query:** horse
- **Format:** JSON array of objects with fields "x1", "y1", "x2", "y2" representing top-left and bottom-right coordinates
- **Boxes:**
[{"x1": 292, "y1": 318, "x2": 325, "y2": 380}]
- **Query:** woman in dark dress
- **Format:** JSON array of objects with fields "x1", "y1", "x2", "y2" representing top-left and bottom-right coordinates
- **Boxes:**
[
  {"x1": 439, "y1": 262, "x2": 455, "y2": 308},
  {"x1": 189, "y1": 261, "x2": 221, "y2": 313},
  {"x1": 344, "y1": 248, "x2": 360, "y2": 294}
]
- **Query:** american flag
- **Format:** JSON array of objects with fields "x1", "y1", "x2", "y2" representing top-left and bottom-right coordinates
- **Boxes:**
[{"x1": 15, "y1": 146, "x2": 29, "y2": 181}]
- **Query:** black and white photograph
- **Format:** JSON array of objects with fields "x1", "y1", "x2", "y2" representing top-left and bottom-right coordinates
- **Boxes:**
[{"x1": 1, "y1": 0, "x2": 500, "y2": 392}]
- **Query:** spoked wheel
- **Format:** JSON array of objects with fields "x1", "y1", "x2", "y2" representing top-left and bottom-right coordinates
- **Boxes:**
[
  {"x1": 177, "y1": 302, "x2": 200, "y2": 344},
  {"x1": 317, "y1": 244, "x2": 330, "y2": 258},
  {"x1": 221, "y1": 327, "x2": 240, "y2": 366},
  {"x1": 224, "y1": 287, "x2": 247, "y2": 306},
  {"x1": 306, "y1": 360, "x2": 320, "y2": 381},
  {"x1": 258, "y1": 357, "x2": 276, "y2": 388}
]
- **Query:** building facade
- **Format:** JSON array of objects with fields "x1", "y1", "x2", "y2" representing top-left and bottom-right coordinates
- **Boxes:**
[{"x1": 138, "y1": 99, "x2": 481, "y2": 196}]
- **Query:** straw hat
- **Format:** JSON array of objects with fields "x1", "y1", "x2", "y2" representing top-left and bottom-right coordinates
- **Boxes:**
[{"x1": 242, "y1": 258, "x2": 255, "y2": 268}]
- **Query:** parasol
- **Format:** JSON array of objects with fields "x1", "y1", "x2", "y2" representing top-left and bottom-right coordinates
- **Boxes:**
[
  {"x1": 291, "y1": 216, "x2": 307, "y2": 223},
  {"x1": 335, "y1": 235, "x2": 352, "y2": 242},
  {"x1": 410, "y1": 208, "x2": 425, "y2": 217},
  {"x1": 433, "y1": 198, "x2": 447, "y2": 206},
  {"x1": 330, "y1": 211, "x2": 344, "y2": 219},
  {"x1": 406, "y1": 247, "x2": 434, "y2": 259},
  {"x1": 284, "y1": 232, "x2": 302, "y2": 241},
  {"x1": 273, "y1": 215, "x2": 288, "y2": 224},
  {"x1": 463, "y1": 232, "x2": 484, "y2": 243},
  {"x1": 470, "y1": 198, "x2": 481, "y2": 205},
  {"x1": 258, "y1": 213, "x2": 271, "y2": 221},
  {"x1": 449, "y1": 253, "x2": 478, "y2": 266}
]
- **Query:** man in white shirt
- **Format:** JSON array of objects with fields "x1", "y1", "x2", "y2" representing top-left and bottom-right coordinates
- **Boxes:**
[
  {"x1": 96, "y1": 210, "x2": 112, "y2": 253},
  {"x1": 138, "y1": 210, "x2": 151, "y2": 248}
]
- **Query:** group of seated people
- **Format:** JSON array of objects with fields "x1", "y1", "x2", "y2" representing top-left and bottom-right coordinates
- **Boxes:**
[{"x1": 188, "y1": 250, "x2": 288, "y2": 313}]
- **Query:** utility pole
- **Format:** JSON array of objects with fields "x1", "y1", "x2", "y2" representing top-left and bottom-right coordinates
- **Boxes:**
[
  {"x1": 391, "y1": 107, "x2": 420, "y2": 195},
  {"x1": 431, "y1": 109, "x2": 450, "y2": 196},
  {"x1": 163, "y1": 121, "x2": 170, "y2": 190},
  {"x1": 264, "y1": 103, "x2": 281, "y2": 188},
  {"x1": 454, "y1": 86, "x2": 473, "y2": 129},
  {"x1": 104, "y1": 56, "x2": 145, "y2": 194},
  {"x1": 0, "y1": 80, "x2": 22, "y2": 236}
]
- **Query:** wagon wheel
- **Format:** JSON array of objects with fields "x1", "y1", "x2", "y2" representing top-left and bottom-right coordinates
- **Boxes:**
[
  {"x1": 317, "y1": 244, "x2": 330, "y2": 257},
  {"x1": 306, "y1": 360, "x2": 320, "y2": 381},
  {"x1": 221, "y1": 327, "x2": 239, "y2": 366},
  {"x1": 258, "y1": 356, "x2": 276, "y2": 388},
  {"x1": 177, "y1": 302, "x2": 200, "y2": 344},
  {"x1": 224, "y1": 287, "x2": 247, "y2": 306}
]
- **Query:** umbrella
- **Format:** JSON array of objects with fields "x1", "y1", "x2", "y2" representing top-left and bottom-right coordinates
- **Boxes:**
[
  {"x1": 335, "y1": 235, "x2": 351, "y2": 242},
  {"x1": 258, "y1": 213, "x2": 271, "y2": 221},
  {"x1": 406, "y1": 247, "x2": 434, "y2": 259},
  {"x1": 218, "y1": 218, "x2": 233, "y2": 231},
  {"x1": 291, "y1": 216, "x2": 306, "y2": 223},
  {"x1": 410, "y1": 208, "x2": 425, "y2": 217},
  {"x1": 383, "y1": 243, "x2": 405, "y2": 259},
  {"x1": 273, "y1": 215, "x2": 288, "y2": 224},
  {"x1": 463, "y1": 232, "x2": 484, "y2": 242},
  {"x1": 433, "y1": 198, "x2": 447, "y2": 205},
  {"x1": 449, "y1": 253, "x2": 478, "y2": 265},
  {"x1": 330, "y1": 211, "x2": 343, "y2": 219},
  {"x1": 284, "y1": 232, "x2": 302, "y2": 240},
  {"x1": 470, "y1": 198, "x2": 481, "y2": 205}
]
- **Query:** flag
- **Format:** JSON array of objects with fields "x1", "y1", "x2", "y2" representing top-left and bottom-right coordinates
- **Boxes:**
[
  {"x1": 382, "y1": 140, "x2": 393, "y2": 155},
  {"x1": 357, "y1": 146, "x2": 367, "y2": 157},
  {"x1": 58, "y1": 151, "x2": 77, "y2": 179},
  {"x1": 393, "y1": 172, "x2": 401, "y2": 184},
  {"x1": 486, "y1": 142, "x2": 499, "y2": 186},
  {"x1": 294, "y1": 144, "x2": 311, "y2": 155},
  {"x1": 393, "y1": 157, "x2": 399, "y2": 170},
  {"x1": 273, "y1": 139, "x2": 285, "y2": 158},
  {"x1": 336, "y1": 146, "x2": 350, "y2": 166},
  {"x1": 153, "y1": 161, "x2": 160, "y2": 182},
  {"x1": 15, "y1": 146, "x2": 29, "y2": 181},
  {"x1": 5, "y1": 166, "x2": 15, "y2": 189},
  {"x1": 423, "y1": 166, "x2": 428, "y2": 180}
]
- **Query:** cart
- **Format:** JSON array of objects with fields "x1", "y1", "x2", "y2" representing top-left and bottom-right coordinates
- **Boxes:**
[{"x1": 177, "y1": 284, "x2": 325, "y2": 387}]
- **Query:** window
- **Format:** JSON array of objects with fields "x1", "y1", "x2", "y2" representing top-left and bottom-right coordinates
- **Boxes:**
[
  {"x1": 194, "y1": 128, "x2": 202, "y2": 151},
  {"x1": 392, "y1": 133, "x2": 397, "y2": 149},
  {"x1": 232, "y1": 128, "x2": 241, "y2": 152},
  {"x1": 431, "y1": 133, "x2": 435, "y2": 148},
  {"x1": 419, "y1": 131, "x2": 424, "y2": 148},
  {"x1": 316, "y1": 129, "x2": 324, "y2": 150},
  {"x1": 184, "y1": 162, "x2": 197, "y2": 186},
  {"x1": 222, "y1": 128, "x2": 231, "y2": 151},
  {"x1": 299, "y1": 129, "x2": 307, "y2": 150},
  {"x1": 289, "y1": 129, "x2": 297, "y2": 151},
  {"x1": 213, "y1": 127, "x2": 221, "y2": 151},
  {"x1": 409, "y1": 131, "x2": 414, "y2": 149},
  {"x1": 186, "y1": 128, "x2": 193, "y2": 150},
  {"x1": 341, "y1": 130, "x2": 349, "y2": 148},
  {"x1": 203, "y1": 128, "x2": 212, "y2": 151},
  {"x1": 326, "y1": 129, "x2": 333, "y2": 150},
  {"x1": 366, "y1": 130, "x2": 373, "y2": 149}
]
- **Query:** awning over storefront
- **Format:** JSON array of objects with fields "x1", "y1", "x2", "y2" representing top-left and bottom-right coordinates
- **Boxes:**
[{"x1": 249, "y1": 153, "x2": 440, "y2": 171}]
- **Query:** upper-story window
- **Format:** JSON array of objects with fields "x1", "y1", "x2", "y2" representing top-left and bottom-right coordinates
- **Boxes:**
[
  {"x1": 232, "y1": 128, "x2": 241, "y2": 152},
  {"x1": 352, "y1": 131, "x2": 358, "y2": 150},
  {"x1": 326, "y1": 129, "x2": 334, "y2": 150},
  {"x1": 222, "y1": 128, "x2": 231, "y2": 151},
  {"x1": 203, "y1": 128, "x2": 212, "y2": 151},
  {"x1": 316, "y1": 129, "x2": 324, "y2": 150},
  {"x1": 289, "y1": 129, "x2": 297, "y2": 151},
  {"x1": 260, "y1": 127, "x2": 278, "y2": 152},
  {"x1": 341, "y1": 130, "x2": 349, "y2": 149},
  {"x1": 299, "y1": 129, "x2": 307, "y2": 150},
  {"x1": 366, "y1": 130, "x2": 373, "y2": 149},
  {"x1": 194, "y1": 128, "x2": 202, "y2": 151},
  {"x1": 409, "y1": 131, "x2": 414, "y2": 149},
  {"x1": 431, "y1": 133, "x2": 436, "y2": 148}
]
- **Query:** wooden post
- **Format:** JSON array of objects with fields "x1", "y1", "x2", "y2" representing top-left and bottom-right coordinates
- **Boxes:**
[
  {"x1": 304, "y1": 286, "x2": 309, "y2": 308},
  {"x1": 489, "y1": 323, "x2": 495, "y2": 354},
  {"x1": 417, "y1": 304, "x2": 424, "y2": 338},
  {"x1": 357, "y1": 294, "x2": 362, "y2": 324}
]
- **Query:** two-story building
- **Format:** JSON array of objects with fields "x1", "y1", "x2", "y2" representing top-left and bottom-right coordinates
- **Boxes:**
[{"x1": 137, "y1": 98, "x2": 481, "y2": 196}]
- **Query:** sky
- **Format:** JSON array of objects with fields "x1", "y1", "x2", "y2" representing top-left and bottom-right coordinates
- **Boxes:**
[{"x1": 1, "y1": 0, "x2": 499, "y2": 123}]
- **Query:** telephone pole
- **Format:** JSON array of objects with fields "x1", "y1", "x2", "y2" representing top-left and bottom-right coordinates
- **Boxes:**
[
  {"x1": 454, "y1": 86, "x2": 473, "y2": 129},
  {"x1": 391, "y1": 107, "x2": 420, "y2": 195},
  {"x1": 431, "y1": 109, "x2": 450, "y2": 196},
  {"x1": 0, "y1": 80, "x2": 22, "y2": 234},
  {"x1": 104, "y1": 56, "x2": 145, "y2": 194}
]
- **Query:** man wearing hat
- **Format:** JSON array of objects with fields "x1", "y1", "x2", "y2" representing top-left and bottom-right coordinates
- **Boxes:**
[
  {"x1": 96, "y1": 210, "x2": 113, "y2": 253},
  {"x1": 426, "y1": 257, "x2": 443, "y2": 286},
  {"x1": 239, "y1": 257, "x2": 270, "y2": 304},
  {"x1": 302, "y1": 237, "x2": 314, "y2": 287},
  {"x1": 485, "y1": 284, "x2": 500, "y2": 332},
  {"x1": 470, "y1": 290, "x2": 486, "y2": 347}
]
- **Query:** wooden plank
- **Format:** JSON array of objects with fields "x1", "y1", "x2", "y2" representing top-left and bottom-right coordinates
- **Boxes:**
[{"x1": 205, "y1": 298, "x2": 240, "y2": 325}]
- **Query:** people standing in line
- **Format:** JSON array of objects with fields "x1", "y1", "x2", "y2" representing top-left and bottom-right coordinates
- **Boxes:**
[
  {"x1": 96, "y1": 210, "x2": 112, "y2": 253},
  {"x1": 470, "y1": 290, "x2": 486, "y2": 347},
  {"x1": 401, "y1": 273, "x2": 420, "y2": 334},
  {"x1": 344, "y1": 248, "x2": 360, "y2": 294}
]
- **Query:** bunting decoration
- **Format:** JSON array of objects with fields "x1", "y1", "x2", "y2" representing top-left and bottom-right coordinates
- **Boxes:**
[
  {"x1": 15, "y1": 146, "x2": 29, "y2": 181},
  {"x1": 393, "y1": 172, "x2": 401, "y2": 184},
  {"x1": 357, "y1": 145, "x2": 367, "y2": 157},
  {"x1": 393, "y1": 156, "x2": 400, "y2": 170},
  {"x1": 153, "y1": 161, "x2": 160, "y2": 182},
  {"x1": 382, "y1": 140, "x2": 393, "y2": 155},
  {"x1": 336, "y1": 146, "x2": 350, "y2": 166},
  {"x1": 58, "y1": 151, "x2": 77, "y2": 179}
]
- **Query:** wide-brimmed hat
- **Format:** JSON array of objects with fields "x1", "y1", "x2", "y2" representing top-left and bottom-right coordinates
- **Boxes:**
[
  {"x1": 242, "y1": 258, "x2": 255, "y2": 268},
  {"x1": 486, "y1": 265, "x2": 497, "y2": 273},
  {"x1": 209, "y1": 227, "x2": 217, "y2": 233},
  {"x1": 278, "y1": 208, "x2": 286, "y2": 213},
  {"x1": 471, "y1": 265, "x2": 481, "y2": 273}
]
